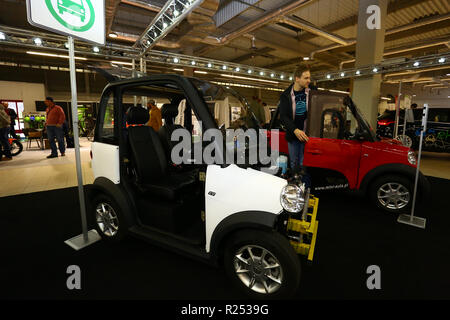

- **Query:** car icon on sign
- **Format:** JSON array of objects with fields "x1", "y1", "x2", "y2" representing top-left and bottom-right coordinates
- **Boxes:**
[{"x1": 57, "y1": 0, "x2": 86, "y2": 22}]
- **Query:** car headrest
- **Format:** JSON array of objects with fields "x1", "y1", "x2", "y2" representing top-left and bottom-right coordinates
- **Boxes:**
[
  {"x1": 161, "y1": 103, "x2": 179, "y2": 120},
  {"x1": 126, "y1": 106, "x2": 149, "y2": 125}
]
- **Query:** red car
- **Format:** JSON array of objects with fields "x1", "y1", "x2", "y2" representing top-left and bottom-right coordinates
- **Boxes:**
[{"x1": 267, "y1": 90, "x2": 430, "y2": 214}]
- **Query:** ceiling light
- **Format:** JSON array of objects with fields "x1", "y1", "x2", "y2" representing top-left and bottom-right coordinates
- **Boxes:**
[
  {"x1": 64, "y1": 42, "x2": 69, "y2": 49},
  {"x1": 340, "y1": 72, "x2": 345, "y2": 77},
  {"x1": 222, "y1": 65, "x2": 227, "y2": 70},
  {"x1": 248, "y1": 69, "x2": 252, "y2": 74},
  {"x1": 108, "y1": 33, "x2": 118, "y2": 38},
  {"x1": 413, "y1": 61, "x2": 420, "y2": 67},
  {"x1": 207, "y1": 63, "x2": 212, "y2": 68},
  {"x1": 27, "y1": 51, "x2": 87, "y2": 60},
  {"x1": 194, "y1": 70, "x2": 207, "y2": 74},
  {"x1": 303, "y1": 57, "x2": 310, "y2": 61},
  {"x1": 373, "y1": 68, "x2": 378, "y2": 73},
  {"x1": 173, "y1": 57, "x2": 179, "y2": 63},
  {"x1": 259, "y1": 71, "x2": 264, "y2": 76},
  {"x1": 191, "y1": 61, "x2": 196, "y2": 65},
  {"x1": 33, "y1": 38, "x2": 42, "y2": 46},
  {"x1": 280, "y1": 75, "x2": 284, "y2": 79},
  {"x1": 289, "y1": 76, "x2": 293, "y2": 81},
  {"x1": 235, "y1": 67, "x2": 240, "y2": 72},
  {"x1": 326, "y1": 74, "x2": 331, "y2": 79},
  {"x1": 110, "y1": 60, "x2": 133, "y2": 66},
  {"x1": 163, "y1": 22, "x2": 168, "y2": 29},
  {"x1": 0, "y1": 32, "x2": 5, "y2": 40},
  {"x1": 438, "y1": 58, "x2": 446, "y2": 63},
  {"x1": 174, "y1": 10, "x2": 180, "y2": 17},
  {"x1": 220, "y1": 74, "x2": 279, "y2": 84},
  {"x1": 356, "y1": 70, "x2": 361, "y2": 75},
  {"x1": 270, "y1": 73, "x2": 275, "y2": 77},
  {"x1": 173, "y1": 68, "x2": 184, "y2": 72},
  {"x1": 93, "y1": 46, "x2": 100, "y2": 53}
]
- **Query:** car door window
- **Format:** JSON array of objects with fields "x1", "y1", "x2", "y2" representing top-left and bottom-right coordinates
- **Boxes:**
[
  {"x1": 320, "y1": 110, "x2": 344, "y2": 139},
  {"x1": 98, "y1": 91, "x2": 117, "y2": 144}
]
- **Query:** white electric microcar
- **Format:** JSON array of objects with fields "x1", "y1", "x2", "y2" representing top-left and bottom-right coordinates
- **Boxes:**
[{"x1": 87, "y1": 75, "x2": 319, "y2": 298}]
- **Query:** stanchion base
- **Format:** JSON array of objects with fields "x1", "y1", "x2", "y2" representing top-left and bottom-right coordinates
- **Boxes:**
[
  {"x1": 397, "y1": 214, "x2": 426, "y2": 229},
  {"x1": 65, "y1": 229, "x2": 102, "y2": 250}
]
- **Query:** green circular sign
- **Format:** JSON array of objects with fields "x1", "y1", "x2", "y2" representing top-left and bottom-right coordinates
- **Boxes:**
[{"x1": 45, "y1": 0, "x2": 95, "y2": 32}]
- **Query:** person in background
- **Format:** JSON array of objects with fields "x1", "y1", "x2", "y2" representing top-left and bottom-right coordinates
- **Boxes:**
[
  {"x1": 44, "y1": 97, "x2": 66, "y2": 158},
  {"x1": 2, "y1": 102, "x2": 18, "y2": 139},
  {"x1": 0, "y1": 105, "x2": 12, "y2": 161},
  {"x1": 248, "y1": 96, "x2": 266, "y2": 126},
  {"x1": 278, "y1": 64, "x2": 317, "y2": 169},
  {"x1": 146, "y1": 99, "x2": 162, "y2": 132},
  {"x1": 405, "y1": 103, "x2": 417, "y2": 125}
]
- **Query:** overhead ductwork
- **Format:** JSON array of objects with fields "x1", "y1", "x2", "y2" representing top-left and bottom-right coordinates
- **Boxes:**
[
  {"x1": 314, "y1": 12, "x2": 450, "y2": 61},
  {"x1": 276, "y1": 16, "x2": 352, "y2": 46}
]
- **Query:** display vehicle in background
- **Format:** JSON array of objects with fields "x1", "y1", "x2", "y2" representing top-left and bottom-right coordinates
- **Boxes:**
[
  {"x1": 377, "y1": 107, "x2": 450, "y2": 153},
  {"x1": 268, "y1": 90, "x2": 430, "y2": 214},
  {"x1": 87, "y1": 74, "x2": 319, "y2": 298}
]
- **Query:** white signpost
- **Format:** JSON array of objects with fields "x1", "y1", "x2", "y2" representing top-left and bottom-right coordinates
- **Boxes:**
[{"x1": 26, "y1": 0, "x2": 105, "y2": 249}]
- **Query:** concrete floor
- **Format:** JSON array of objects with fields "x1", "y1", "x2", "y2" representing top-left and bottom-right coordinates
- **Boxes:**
[{"x1": 0, "y1": 139, "x2": 449, "y2": 198}]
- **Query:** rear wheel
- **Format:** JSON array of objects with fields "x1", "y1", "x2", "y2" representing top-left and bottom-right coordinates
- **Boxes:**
[
  {"x1": 223, "y1": 229, "x2": 301, "y2": 299},
  {"x1": 92, "y1": 194, "x2": 128, "y2": 242},
  {"x1": 369, "y1": 175, "x2": 413, "y2": 214}
]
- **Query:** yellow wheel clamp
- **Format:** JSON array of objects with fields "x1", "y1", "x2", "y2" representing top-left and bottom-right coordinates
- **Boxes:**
[{"x1": 287, "y1": 193, "x2": 319, "y2": 262}]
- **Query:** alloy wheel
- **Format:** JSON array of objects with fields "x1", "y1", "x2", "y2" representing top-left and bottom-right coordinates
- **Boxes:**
[
  {"x1": 233, "y1": 245, "x2": 283, "y2": 294},
  {"x1": 377, "y1": 182, "x2": 410, "y2": 210},
  {"x1": 95, "y1": 202, "x2": 119, "y2": 237}
]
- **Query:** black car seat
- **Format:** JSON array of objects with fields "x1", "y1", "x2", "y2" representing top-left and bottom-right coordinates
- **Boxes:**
[
  {"x1": 158, "y1": 103, "x2": 184, "y2": 160},
  {"x1": 126, "y1": 106, "x2": 197, "y2": 201}
]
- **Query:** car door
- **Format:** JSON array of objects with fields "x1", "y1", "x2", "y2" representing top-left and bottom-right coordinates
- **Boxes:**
[{"x1": 303, "y1": 108, "x2": 362, "y2": 190}]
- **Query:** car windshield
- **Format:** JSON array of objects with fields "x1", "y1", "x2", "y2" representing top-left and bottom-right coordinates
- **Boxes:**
[
  {"x1": 189, "y1": 78, "x2": 259, "y2": 130},
  {"x1": 351, "y1": 104, "x2": 378, "y2": 141}
]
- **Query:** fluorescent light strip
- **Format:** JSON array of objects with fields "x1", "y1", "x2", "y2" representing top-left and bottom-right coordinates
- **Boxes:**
[
  {"x1": 27, "y1": 51, "x2": 87, "y2": 60},
  {"x1": 220, "y1": 74, "x2": 279, "y2": 84},
  {"x1": 173, "y1": 68, "x2": 184, "y2": 71},
  {"x1": 194, "y1": 70, "x2": 207, "y2": 74},
  {"x1": 110, "y1": 60, "x2": 134, "y2": 66}
]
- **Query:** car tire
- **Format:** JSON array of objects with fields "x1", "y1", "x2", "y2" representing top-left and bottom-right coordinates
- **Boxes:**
[
  {"x1": 223, "y1": 229, "x2": 301, "y2": 299},
  {"x1": 92, "y1": 194, "x2": 128, "y2": 242},
  {"x1": 369, "y1": 175, "x2": 413, "y2": 214}
]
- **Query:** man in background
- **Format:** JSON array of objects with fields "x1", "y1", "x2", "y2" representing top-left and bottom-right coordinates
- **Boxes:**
[
  {"x1": 278, "y1": 64, "x2": 317, "y2": 169},
  {"x1": 146, "y1": 100, "x2": 162, "y2": 132},
  {"x1": 44, "y1": 97, "x2": 66, "y2": 158},
  {"x1": 0, "y1": 105, "x2": 12, "y2": 161},
  {"x1": 2, "y1": 102, "x2": 18, "y2": 139}
]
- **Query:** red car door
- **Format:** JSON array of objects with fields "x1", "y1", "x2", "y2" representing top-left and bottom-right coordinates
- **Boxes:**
[{"x1": 303, "y1": 137, "x2": 362, "y2": 189}]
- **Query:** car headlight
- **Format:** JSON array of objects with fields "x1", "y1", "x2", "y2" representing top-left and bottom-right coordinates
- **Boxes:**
[
  {"x1": 408, "y1": 150, "x2": 416, "y2": 165},
  {"x1": 280, "y1": 184, "x2": 306, "y2": 213}
]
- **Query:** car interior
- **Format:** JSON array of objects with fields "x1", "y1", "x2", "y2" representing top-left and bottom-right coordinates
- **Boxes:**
[{"x1": 120, "y1": 84, "x2": 208, "y2": 245}]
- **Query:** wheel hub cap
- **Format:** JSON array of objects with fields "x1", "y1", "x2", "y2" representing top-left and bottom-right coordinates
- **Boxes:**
[
  {"x1": 96, "y1": 202, "x2": 119, "y2": 237},
  {"x1": 377, "y1": 182, "x2": 410, "y2": 210},
  {"x1": 233, "y1": 245, "x2": 283, "y2": 294}
]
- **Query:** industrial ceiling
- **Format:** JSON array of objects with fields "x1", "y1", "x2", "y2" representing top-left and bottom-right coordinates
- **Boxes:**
[{"x1": 0, "y1": 0, "x2": 449, "y2": 91}]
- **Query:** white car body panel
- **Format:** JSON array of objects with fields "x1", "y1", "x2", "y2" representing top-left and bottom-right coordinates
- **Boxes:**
[
  {"x1": 91, "y1": 142, "x2": 120, "y2": 184},
  {"x1": 204, "y1": 164, "x2": 287, "y2": 252}
]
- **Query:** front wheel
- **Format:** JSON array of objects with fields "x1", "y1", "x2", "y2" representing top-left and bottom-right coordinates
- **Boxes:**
[
  {"x1": 91, "y1": 194, "x2": 128, "y2": 242},
  {"x1": 223, "y1": 230, "x2": 301, "y2": 299},
  {"x1": 369, "y1": 175, "x2": 413, "y2": 214}
]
